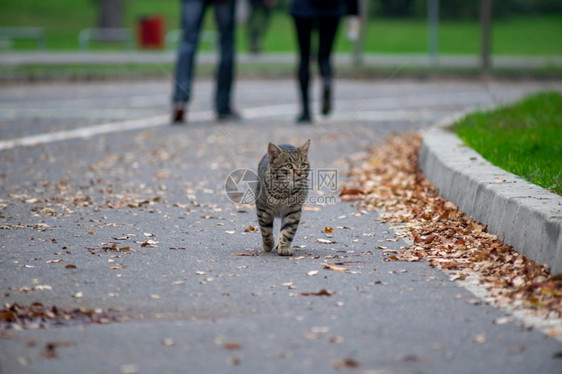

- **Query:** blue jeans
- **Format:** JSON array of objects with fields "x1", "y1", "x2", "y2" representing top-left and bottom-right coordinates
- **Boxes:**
[{"x1": 173, "y1": 0, "x2": 236, "y2": 114}]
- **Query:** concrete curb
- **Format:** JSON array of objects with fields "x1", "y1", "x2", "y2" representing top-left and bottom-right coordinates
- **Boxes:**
[
  {"x1": 1, "y1": 52, "x2": 561, "y2": 68},
  {"x1": 418, "y1": 111, "x2": 562, "y2": 274}
]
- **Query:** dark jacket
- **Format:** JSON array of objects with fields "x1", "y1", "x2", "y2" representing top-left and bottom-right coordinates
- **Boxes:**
[{"x1": 290, "y1": 0, "x2": 359, "y2": 19}]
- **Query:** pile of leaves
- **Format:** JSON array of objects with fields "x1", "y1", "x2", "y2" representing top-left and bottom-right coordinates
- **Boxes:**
[
  {"x1": 0, "y1": 302, "x2": 126, "y2": 330},
  {"x1": 343, "y1": 133, "x2": 562, "y2": 322}
]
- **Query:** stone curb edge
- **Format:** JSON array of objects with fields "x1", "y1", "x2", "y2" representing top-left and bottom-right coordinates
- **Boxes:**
[{"x1": 418, "y1": 109, "x2": 562, "y2": 274}]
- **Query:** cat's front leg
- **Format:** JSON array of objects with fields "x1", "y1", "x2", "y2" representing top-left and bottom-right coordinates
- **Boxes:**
[
  {"x1": 276, "y1": 209, "x2": 302, "y2": 256},
  {"x1": 257, "y1": 209, "x2": 274, "y2": 252}
]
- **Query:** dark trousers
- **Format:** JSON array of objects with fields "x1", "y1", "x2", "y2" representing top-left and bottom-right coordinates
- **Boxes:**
[
  {"x1": 293, "y1": 16, "x2": 340, "y2": 114},
  {"x1": 247, "y1": 0, "x2": 273, "y2": 53},
  {"x1": 173, "y1": 0, "x2": 236, "y2": 114}
]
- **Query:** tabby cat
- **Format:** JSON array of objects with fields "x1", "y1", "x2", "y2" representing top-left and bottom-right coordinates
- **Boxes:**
[{"x1": 255, "y1": 140, "x2": 311, "y2": 256}]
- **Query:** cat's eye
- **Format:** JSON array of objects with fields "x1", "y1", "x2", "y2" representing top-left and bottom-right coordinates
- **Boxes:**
[
  {"x1": 301, "y1": 163, "x2": 308, "y2": 168},
  {"x1": 284, "y1": 164, "x2": 293, "y2": 169}
]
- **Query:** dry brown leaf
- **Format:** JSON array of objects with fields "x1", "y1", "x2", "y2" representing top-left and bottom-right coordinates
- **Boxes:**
[
  {"x1": 223, "y1": 341, "x2": 243, "y2": 350},
  {"x1": 339, "y1": 188, "x2": 363, "y2": 196},
  {"x1": 294, "y1": 289, "x2": 333, "y2": 297},
  {"x1": 324, "y1": 264, "x2": 348, "y2": 272},
  {"x1": 342, "y1": 132, "x2": 561, "y2": 319},
  {"x1": 333, "y1": 358, "x2": 359, "y2": 369}
]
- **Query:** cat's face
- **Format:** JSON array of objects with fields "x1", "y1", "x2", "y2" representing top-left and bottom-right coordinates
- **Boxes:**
[{"x1": 267, "y1": 140, "x2": 310, "y2": 190}]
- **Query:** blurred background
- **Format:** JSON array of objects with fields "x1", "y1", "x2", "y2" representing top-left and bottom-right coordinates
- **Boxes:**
[{"x1": 0, "y1": 0, "x2": 561, "y2": 78}]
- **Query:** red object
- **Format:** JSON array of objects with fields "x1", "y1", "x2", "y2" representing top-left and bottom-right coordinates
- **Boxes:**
[{"x1": 137, "y1": 15, "x2": 165, "y2": 49}]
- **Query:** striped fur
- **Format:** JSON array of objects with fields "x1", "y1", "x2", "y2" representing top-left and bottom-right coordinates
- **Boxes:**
[{"x1": 256, "y1": 140, "x2": 310, "y2": 256}]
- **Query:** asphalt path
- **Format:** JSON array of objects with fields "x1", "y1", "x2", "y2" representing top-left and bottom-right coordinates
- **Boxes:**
[{"x1": 1, "y1": 78, "x2": 562, "y2": 373}]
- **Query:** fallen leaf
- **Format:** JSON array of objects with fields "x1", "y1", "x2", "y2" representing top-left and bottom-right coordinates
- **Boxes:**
[
  {"x1": 341, "y1": 133, "x2": 562, "y2": 324},
  {"x1": 0, "y1": 310, "x2": 17, "y2": 322},
  {"x1": 110, "y1": 265, "x2": 124, "y2": 270},
  {"x1": 322, "y1": 227, "x2": 334, "y2": 233},
  {"x1": 244, "y1": 226, "x2": 256, "y2": 232},
  {"x1": 307, "y1": 270, "x2": 319, "y2": 276},
  {"x1": 472, "y1": 333, "x2": 486, "y2": 344},
  {"x1": 155, "y1": 172, "x2": 171, "y2": 179},
  {"x1": 493, "y1": 317, "x2": 512, "y2": 325},
  {"x1": 235, "y1": 252, "x2": 256, "y2": 256},
  {"x1": 324, "y1": 264, "x2": 348, "y2": 272},
  {"x1": 411, "y1": 229, "x2": 422, "y2": 243},
  {"x1": 294, "y1": 289, "x2": 333, "y2": 297},
  {"x1": 228, "y1": 355, "x2": 241, "y2": 365},
  {"x1": 65, "y1": 264, "x2": 77, "y2": 269},
  {"x1": 317, "y1": 238, "x2": 336, "y2": 244},
  {"x1": 333, "y1": 358, "x2": 359, "y2": 369},
  {"x1": 33, "y1": 285, "x2": 53, "y2": 291},
  {"x1": 329, "y1": 336, "x2": 344, "y2": 344},
  {"x1": 42, "y1": 341, "x2": 72, "y2": 359},
  {"x1": 140, "y1": 240, "x2": 158, "y2": 248},
  {"x1": 41, "y1": 207, "x2": 57, "y2": 216},
  {"x1": 224, "y1": 341, "x2": 243, "y2": 350},
  {"x1": 339, "y1": 188, "x2": 363, "y2": 196}
]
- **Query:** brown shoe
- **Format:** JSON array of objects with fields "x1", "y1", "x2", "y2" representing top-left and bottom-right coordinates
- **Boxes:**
[{"x1": 172, "y1": 106, "x2": 185, "y2": 124}]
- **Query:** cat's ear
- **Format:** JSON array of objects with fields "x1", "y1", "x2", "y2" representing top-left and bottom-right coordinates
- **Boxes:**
[
  {"x1": 299, "y1": 139, "x2": 311, "y2": 155},
  {"x1": 268, "y1": 143, "x2": 283, "y2": 161}
]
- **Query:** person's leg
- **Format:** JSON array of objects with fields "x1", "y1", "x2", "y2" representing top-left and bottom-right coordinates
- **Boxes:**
[
  {"x1": 247, "y1": 0, "x2": 261, "y2": 53},
  {"x1": 293, "y1": 17, "x2": 313, "y2": 123},
  {"x1": 173, "y1": 0, "x2": 206, "y2": 110},
  {"x1": 254, "y1": 1, "x2": 273, "y2": 53},
  {"x1": 214, "y1": 0, "x2": 237, "y2": 116},
  {"x1": 317, "y1": 17, "x2": 340, "y2": 115}
]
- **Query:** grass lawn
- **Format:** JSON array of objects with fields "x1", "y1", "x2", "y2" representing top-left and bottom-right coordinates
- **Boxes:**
[
  {"x1": 1, "y1": 0, "x2": 561, "y2": 55},
  {"x1": 454, "y1": 91, "x2": 562, "y2": 195}
]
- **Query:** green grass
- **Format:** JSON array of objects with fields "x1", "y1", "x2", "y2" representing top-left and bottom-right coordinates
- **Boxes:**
[
  {"x1": 454, "y1": 92, "x2": 562, "y2": 195},
  {"x1": 1, "y1": 0, "x2": 561, "y2": 55}
]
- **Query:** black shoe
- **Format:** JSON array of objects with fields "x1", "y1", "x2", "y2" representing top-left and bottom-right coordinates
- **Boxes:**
[
  {"x1": 322, "y1": 83, "x2": 332, "y2": 116},
  {"x1": 217, "y1": 110, "x2": 241, "y2": 122},
  {"x1": 296, "y1": 112, "x2": 312, "y2": 124}
]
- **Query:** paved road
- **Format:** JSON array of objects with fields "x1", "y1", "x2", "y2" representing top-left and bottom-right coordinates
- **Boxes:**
[{"x1": 1, "y1": 78, "x2": 561, "y2": 373}]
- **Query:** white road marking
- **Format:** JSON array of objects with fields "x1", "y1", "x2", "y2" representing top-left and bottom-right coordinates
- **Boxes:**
[{"x1": 1, "y1": 112, "x2": 203, "y2": 151}]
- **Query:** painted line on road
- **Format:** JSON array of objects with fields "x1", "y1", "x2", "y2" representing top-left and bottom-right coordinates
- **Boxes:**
[
  {"x1": 0, "y1": 111, "x2": 208, "y2": 151},
  {"x1": 0, "y1": 115, "x2": 166, "y2": 151}
]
